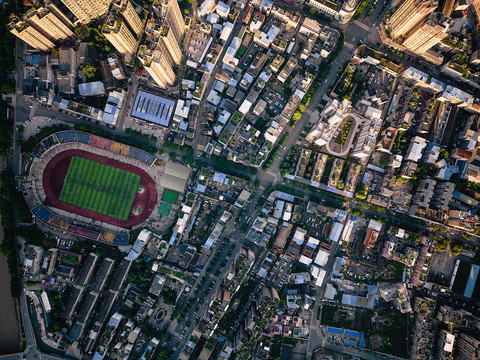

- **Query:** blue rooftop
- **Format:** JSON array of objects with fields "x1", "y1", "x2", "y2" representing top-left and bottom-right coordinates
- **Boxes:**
[
  {"x1": 131, "y1": 90, "x2": 175, "y2": 127},
  {"x1": 344, "y1": 330, "x2": 364, "y2": 339},
  {"x1": 344, "y1": 339, "x2": 358, "y2": 346},
  {"x1": 326, "y1": 327, "x2": 343, "y2": 335}
]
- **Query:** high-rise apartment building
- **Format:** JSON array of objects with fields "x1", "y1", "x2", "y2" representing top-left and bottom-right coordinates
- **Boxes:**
[
  {"x1": 138, "y1": 20, "x2": 182, "y2": 88},
  {"x1": 442, "y1": 0, "x2": 454, "y2": 17},
  {"x1": 25, "y1": 7, "x2": 74, "y2": 41},
  {"x1": 154, "y1": 0, "x2": 185, "y2": 44},
  {"x1": 102, "y1": 14, "x2": 137, "y2": 54},
  {"x1": 114, "y1": 0, "x2": 143, "y2": 36},
  {"x1": 456, "y1": 333, "x2": 480, "y2": 360},
  {"x1": 387, "y1": 0, "x2": 438, "y2": 38},
  {"x1": 8, "y1": 17, "x2": 55, "y2": 51},
  {"x1": 143, "y1": 49, "x2": 176, "y2": 88},
  {"x1": 103, "y1": 0, "x2": 142, "y2": 55},
  {"x1": 403, "y1": 23, "x2": 447, "y2": 53},
  {"x1": 160, "y1": 25, "x2": 182, "y2": 65},
  {"x1": 137, "y1": 0, "x2": 184, "y2": 89},
  {"x1": 8, "y1": 1, "x2": 76, "y2": 51},
  {"x1": 471, "y1": 0, "x2": 480, "y2": 27},
  {"x1": 60, "y1": 0, "x2": 111, "y2": 24}
]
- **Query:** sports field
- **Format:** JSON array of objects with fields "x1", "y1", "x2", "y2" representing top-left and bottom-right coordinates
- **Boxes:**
[
  {"x1": 59, "y1": 156, "x2": 140, "y2": 220},
  {"x1": 161, "y1": 189, "x2": 178, "y2": 203}
]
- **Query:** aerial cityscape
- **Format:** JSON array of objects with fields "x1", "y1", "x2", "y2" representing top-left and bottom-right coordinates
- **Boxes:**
[{"x1": 0, "y1": 0, "x2": 480, "y2": 358}]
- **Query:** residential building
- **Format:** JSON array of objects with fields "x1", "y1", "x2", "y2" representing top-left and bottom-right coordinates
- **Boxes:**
[
  {"x1": 278, "y1": 58, "x2": 298, "y2": 83},
  {"x1": 307, "y1": 0, "x2": 357, "y2": 24},
  {"x1": 430, "y1": 182, "x2": 455, "y2": 211},
  {"x1": 139, "y1": 0, "x2": 184, "y2": 88},
  {"x1": 435, "y1": 330, "x2": 455, "y2": 360},
  {"x1": 138, "y1": 25, "x2": 178, "y2": 88},
  {"x1": 60, "y1": 0, "x2": 111, "y2": 24},
  {"x1": 25, "y1": 5, "x2": 74, "y2": 41},
  {"x1": 159, "y1": 25, "x2": 182, "y2": 65},
  {"x1": 456, "y1": 333, "x2": 480, "y2": 360},
  {"x1": 153, "y1": 0, "x2": 185, "y2": 44},
  {"x1": 472, "y1": 0, "x2": 480, "y2": 23},
  {"x1": 364, "y1": 219, "x2": 382, "y2": 248},
  {"x1": 402, "y1": 23, "x2": 448, "y2": 54},
  {"x1": 116, "y1": 0, "x2": 143, "y2": 37},
  {"x1": 410, "y1": 297, "x2": 436, "y2": 360},
  {"x1": 412, "y1": 178, "x2": 436, "y2": 208},
  {"x1": 23, "y1": 245, "x2": 44, "y2": 279},
  {"x1": 352, "y1": 117, "x2": 382, "y2": 159},
  {"x1": 8, "y1": 17, "x2": 55, "y2": 51},
  {"x1": 406, "y1": 136, "x2": 428, "y2": 162},
  {"x1": 442, "y1": 0, "x2": 454, "y2": 17},
  {"x1": 103, "y1": 14, "x2": 138, "y2": 54},
  {"x1": 387, "y1": 0, "x2": 437, "y2": 38}
]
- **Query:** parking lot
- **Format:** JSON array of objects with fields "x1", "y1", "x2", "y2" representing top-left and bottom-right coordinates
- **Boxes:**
[
  {"x1": 262, "y1": 88, "x2": 288, "y2": 116},
  {"x1": 268, "y1": 256, "x2": 292, "y2": 288}
]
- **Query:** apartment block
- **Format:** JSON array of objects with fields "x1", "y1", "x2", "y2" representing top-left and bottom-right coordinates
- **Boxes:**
[
  {"x1": 115, "y1": 0, "x2": 143, "y2": 37},
  {"x1": 26, "y1": 5, "x2": 74, "y2": 41},
  {"x1": 8, "y1": 17, "x2": 55, "y2": 51},
  {"x1": 387, "y1": 0, "x2": 437, "y2": 38},
  {"x1": 103, "y1": 14, "x2": 138, "y2": 54},
  {"x1": 403, "y1": 23, "x2": 448, "y2": 54},
  {"x1": 153, "y1": 0, "x2": 185, "y2": 44},
  {"x1": 61, "y1": 0, "x2": 111, "y2": 24}
]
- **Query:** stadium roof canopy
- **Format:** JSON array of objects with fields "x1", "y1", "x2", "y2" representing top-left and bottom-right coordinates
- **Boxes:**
[{"x1": 160, "y1": 161, "x2": 191, "y2": 193}]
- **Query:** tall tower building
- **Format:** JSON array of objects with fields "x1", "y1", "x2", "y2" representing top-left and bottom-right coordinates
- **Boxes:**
[
  {"x1": 387, "y1": 0, "x2": 438, "y2": 38},
  {"x1": 143, "y1": 50, "x2": 176, "y2": 88},
  {"x1": 442, "y1": 0, "x2": 454, "y2": 17},
  {"x1": 160, "y1": 25, "x2": 182, "y2": 65},
  {"x1": 138, "y1": 22, "x2": 179, "y2": 88},
  {"x1": 60, "y1": 0, "x2": 112, "y2": 24},
  {"x1": 118, "y1": 0, "x2": 143, "y2": 37},
  {"x1": 25, "y1": 7, "x2": 74, "y2": 41},
  {"x1": 456, "y1": 333, "x2": 480, "y2": 360},
  {"x1": 102, "y1": 14, "x2": 137, "y2": 54},
  {"x1": 44, "y1": 1, "x2": 76, "y2": 29},
  {"x1": 472, "y1": 0, "x2": 480, "y2": 21},
  {"x1": 403, "y1": 23, "x2": 447, "y2": 53},
  {"x1": 8, "y1": 17, "x2": 55, "y2": 51},
  {"x1": 155, "y1": 0, "x2": 185, "y2": 44}
]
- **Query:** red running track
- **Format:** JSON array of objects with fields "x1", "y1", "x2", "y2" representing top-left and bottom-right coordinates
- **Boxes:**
[{"x1": 42, "y1": 149, "x2": 157, "y2": 229}]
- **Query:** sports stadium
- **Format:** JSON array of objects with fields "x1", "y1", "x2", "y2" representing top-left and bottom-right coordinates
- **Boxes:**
[{"x1": 22, "y1": 131, "x2": 161, "y2": 245}]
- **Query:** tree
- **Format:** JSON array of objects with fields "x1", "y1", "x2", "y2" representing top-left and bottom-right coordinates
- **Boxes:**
[
  {"x1": 80, "y1": 63, "x2": 97, "y2": 78},
  {"x1": 450, "y1": 243, "x2": 463, "y2": 256},
  {"x1": 0, "y1": 81, "x2": 14, "y2": 94},
  {"x1": 355, "y1": 184, "x2": 368, "y2": 200}
]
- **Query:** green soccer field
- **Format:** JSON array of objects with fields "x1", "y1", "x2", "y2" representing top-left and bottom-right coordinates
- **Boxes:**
[{"x1": 59, "y1": 156, "x2": 140, "y2": 220}]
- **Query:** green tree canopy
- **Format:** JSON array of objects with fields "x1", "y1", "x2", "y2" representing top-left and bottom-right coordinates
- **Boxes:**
[{"x1": 81, "y1": 63, "x2": 97, "y2": 78}]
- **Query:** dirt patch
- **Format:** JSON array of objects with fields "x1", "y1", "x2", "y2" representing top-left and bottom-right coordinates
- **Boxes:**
[{"x1": 369, "y1": 334, "x2": 383, "y2": 350}]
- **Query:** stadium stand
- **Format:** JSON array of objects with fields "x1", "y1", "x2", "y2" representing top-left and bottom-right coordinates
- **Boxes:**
[
  {"x1": 32, "y1": 206, "x2": 53, "y2": 223},
  {"x1": 110, "y1": 141, "x2": 130, "y2": 156},
  {"x1": 90, "y1": 135, "x2": 112, "y2": 151},
  {"x1": 30, "y1": 131, "x2": 157, "y2": 166},
  {"x1": 48, "y1": 215, "x2": 71, "y2": 230},
  {"x1": 67, "y1": 225, "x2": 100, "y2": 240},
  {"x1": 114, "y1": 233, "x2": 129, "y2": 245}
]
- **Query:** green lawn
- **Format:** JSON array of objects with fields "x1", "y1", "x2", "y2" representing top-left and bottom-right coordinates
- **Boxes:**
[
  {"x1": 158, "y1": 202, "x2": 172, "y2": 216},
  {"x1": 60, "y1": 156, "x2": 140, "y2": 220},
  {"x1": 161, "y1": 189, "x2": 178, "y2": 203}
]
